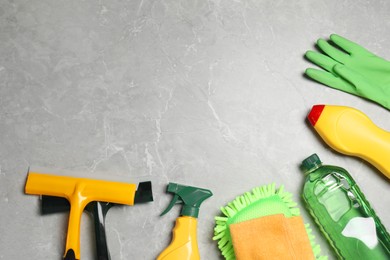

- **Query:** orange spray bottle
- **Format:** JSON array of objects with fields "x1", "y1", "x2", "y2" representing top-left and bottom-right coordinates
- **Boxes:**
[
  {"x1": 307, "y1": 104, "x2": 390, "y2": 179},
  {"x1": 157, "y1": 183, "x2": 213, "y2": 260}
]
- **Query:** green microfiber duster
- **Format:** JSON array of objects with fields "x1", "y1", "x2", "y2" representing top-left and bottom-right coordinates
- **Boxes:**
[{"x1": 213, "y1": 183, "x2": 327, "y2": 260}]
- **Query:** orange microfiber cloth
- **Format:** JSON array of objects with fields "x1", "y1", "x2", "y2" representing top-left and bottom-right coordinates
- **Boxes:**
[{"x1": 230, "y1": 214, "x2": 315, "y2": 260}]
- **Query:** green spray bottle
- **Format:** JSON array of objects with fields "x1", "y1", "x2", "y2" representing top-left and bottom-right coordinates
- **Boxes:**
[
  {"x1": 157, "y1": 182, "x2": 213, "y2": 260},
  {"x1": 300, "y1": 154, "x2": 390, "y2": 259}
]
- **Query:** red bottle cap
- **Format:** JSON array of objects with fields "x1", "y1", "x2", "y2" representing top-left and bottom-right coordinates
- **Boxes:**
[{"x1": 308, "y1": 105, "x2": 325, "y2": 126}]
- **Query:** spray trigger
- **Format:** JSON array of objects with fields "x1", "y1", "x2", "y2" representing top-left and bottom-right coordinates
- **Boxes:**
[
  {"x1": 160, "y1": 194, "x2": 181, "y2": 216},
  {"x1": 160, "y1": 182, "x2": 212, "y2": 218}
]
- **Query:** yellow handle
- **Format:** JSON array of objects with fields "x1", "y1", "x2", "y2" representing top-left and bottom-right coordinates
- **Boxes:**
[
  {"x1": 312, "y1": 105, "x2": 390, "y2": 179},
  {"x1": 157, "y1": 216, "x2": 200, "y2": 260},
  {"x1": 25, "y1": 172, "x2": 137, "y2": 259}
]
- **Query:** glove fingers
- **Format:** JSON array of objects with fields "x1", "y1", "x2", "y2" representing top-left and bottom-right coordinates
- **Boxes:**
[
  {"x1": 305, "y1": 50, "x2": 339, "y2": 73},
  {"x1": 305, "y1": 68, "x2": 357, "y2": 95},
  {"x1": 317, "y1": 38, "x2": 349, "y2": 64},
  {"x1": 329, "y1": 34, "x2": 368, "y2": 55}
]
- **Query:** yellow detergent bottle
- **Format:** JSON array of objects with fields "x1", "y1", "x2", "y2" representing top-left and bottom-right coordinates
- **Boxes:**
[
  {"x1": 307, "y1": 104, "x2": 390, "y2": 179},
  {"x1": 157, "y1": 183, "x2": 213, "y2": 260}
]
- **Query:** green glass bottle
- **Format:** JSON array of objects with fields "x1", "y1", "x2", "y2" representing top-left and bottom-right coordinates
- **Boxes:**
[{"x1": 301, "y1": 154, "x2": 390, "y2": 259}]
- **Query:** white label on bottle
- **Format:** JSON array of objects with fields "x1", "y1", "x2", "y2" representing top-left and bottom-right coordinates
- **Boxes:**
[{"x1": 341, "y1": 217, "x2": 378, "y2": 249}]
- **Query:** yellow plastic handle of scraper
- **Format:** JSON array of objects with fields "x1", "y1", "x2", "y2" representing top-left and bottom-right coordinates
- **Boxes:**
[
  {"x1": 311, "y1": 105, "x2": 390, "y2": 179},
  {"x1": 157, "y1": 216, "x2": 200, "y2": 260},
  {"x1": 25, "y1": 172, "x2": 137, "y2": 260}
]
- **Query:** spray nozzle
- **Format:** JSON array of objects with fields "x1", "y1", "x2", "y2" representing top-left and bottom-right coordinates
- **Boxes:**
[{"x1": 160, "y1": 182, "x2": 213, "y2": 218}]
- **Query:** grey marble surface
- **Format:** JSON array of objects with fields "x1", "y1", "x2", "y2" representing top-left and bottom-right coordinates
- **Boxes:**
[{"x1": 1, "y1": 0, "x2": 390, "y2": 259}]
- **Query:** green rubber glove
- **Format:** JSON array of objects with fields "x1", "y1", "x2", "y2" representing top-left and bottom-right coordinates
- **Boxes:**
[{"x1": 305, "y1": 34, "x2": 390, "y2": 110}]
